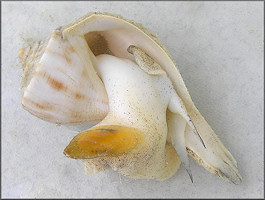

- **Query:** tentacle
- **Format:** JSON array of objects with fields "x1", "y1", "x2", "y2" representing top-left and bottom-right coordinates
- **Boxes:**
[
  {"x1": 168, "y1": 89, "x2": 206, "y2": 148},
  {"x1": 127, "y1": 45, "x2": 166, "y2": 76},
  {"x1": 167, "y1": 110, "x2": 193, "y2": 183}
]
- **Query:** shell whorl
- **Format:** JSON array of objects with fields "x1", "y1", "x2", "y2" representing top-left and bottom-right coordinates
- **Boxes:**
[{"x1": 21, "y1": 31, "x2": 109, "y2": 124}]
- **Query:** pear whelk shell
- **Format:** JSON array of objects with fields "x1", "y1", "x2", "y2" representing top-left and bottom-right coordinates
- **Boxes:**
[{"x1": 20, "y1": 12, "x2": 241, "y2": 183}]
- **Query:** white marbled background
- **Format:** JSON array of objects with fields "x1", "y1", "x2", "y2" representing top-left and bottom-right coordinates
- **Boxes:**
[{"x1": 2, "y1": 1, "x2": 264, "y2": 198}]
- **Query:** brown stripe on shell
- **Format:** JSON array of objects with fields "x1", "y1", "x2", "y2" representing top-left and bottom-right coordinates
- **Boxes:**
[
  {"x1": 81, "y1": 69, "x2": 89, "y2": 78},
  {"x1": 65, "y1": 45, "x2": 75, "y2": 54},
  {"x1": 35, "y1": 71, "x2": 67, "y2": 91},
  {"x1": 75, "y1": 92, "x2": 85, "y2": 99},
  {"x1": 22, "y1": 97, "x2": 54, "y2": 111},
  {"x1": 22, "y1": 104, "x2": 57, "y2": 122},
  {"x1": 34, "y1": 70, "x2": 107, "y2": 104},
  {"x1": 45, "y1": 47, "x2": 73, "y2": 64}
]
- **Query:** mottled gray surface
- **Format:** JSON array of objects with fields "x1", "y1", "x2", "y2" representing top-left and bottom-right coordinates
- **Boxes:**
[{"x1": 2, "y1": 1, "x2": 264, "y2": 198}]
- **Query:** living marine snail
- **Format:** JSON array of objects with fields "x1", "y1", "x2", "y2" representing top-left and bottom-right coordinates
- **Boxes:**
[{"x1": 19, "y1": 12, "x2": 242, "y2": 183}]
